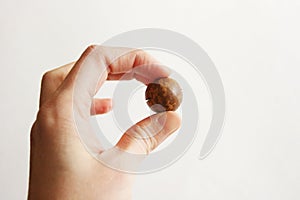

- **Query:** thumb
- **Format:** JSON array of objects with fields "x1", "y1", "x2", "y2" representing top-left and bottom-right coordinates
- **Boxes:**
[{"x1": 116, "y1": 111, "x2": 181, "y2": 154}]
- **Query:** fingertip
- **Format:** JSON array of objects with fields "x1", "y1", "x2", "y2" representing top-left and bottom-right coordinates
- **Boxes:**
[
  {"x1": 157, "y1": 111, "x2": 181, "y2": 138},
  {"x1": 165, "y1": 111, "x2": 181, "y2": 130},
  {"x1": 91, "y1": 98, "x2": 113, "y2": 115}
]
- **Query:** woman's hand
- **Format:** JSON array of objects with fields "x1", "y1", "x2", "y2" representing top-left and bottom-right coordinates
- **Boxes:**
[{"x1": 28, "y1": 46, "x2": 181, "y2": 200}]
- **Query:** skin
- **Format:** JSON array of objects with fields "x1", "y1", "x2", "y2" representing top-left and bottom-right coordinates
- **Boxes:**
[{"x1": 28, "y1": 45, "x2": 181, "y2": 200}]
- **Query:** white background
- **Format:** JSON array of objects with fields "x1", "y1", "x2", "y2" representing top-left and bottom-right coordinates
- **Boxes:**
[{"x1": 0, "y1": 0, "x2": 299, "y2": 199}]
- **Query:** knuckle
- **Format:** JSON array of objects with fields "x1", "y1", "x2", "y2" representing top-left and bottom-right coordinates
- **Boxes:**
[
  {"x1": 134, "y1": 49, "x2": 154, "y2": 65},
  {"x1": 37, "y1": 101, "x2": 69, "y2": 130},
  {"x1": 30, "y1": 121, "x2": 39, "y2": 142},
  {"x1": 142, "y1": 136, "x2": 158, "y2": 154},
  {"x1": 41, "y1": 71, "x2": 54, "y2": 83},
  {"x1": 135, "y1": 49, "x2": 146, "y2": 57},
  {"x1": 127, "y1": 124, "x2": 158, "y2": 154},
  {"x1": 137, "y1": 48, "x2": 150, "y2": 56},
  {"x1": 137, "y1": 49, "x2": 145, "y2": 54},
  {"x1": 85, "y1": 44, "x2": 98, "y2": 53},
  {"x1": 140, "y1": 137, "x2": 157, "y2": 154},
  {"x1": 38, "y1": 93, "x2": 69, "y2": 118},
  {"x1": 81, "y1": 44, "x2": 104, "y2": 62},
  {"x1": 36, "y1": 106, "x2": 56, "y2": 129}
]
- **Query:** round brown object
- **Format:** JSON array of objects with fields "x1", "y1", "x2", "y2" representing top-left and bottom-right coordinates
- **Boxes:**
[{"x1": 145, "y1": 77, "x2": 183, "y2": 112}]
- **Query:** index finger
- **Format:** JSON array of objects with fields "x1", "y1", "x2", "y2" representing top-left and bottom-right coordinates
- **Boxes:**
[
  {"x1": 62, "y1": 45, "x2": 170, "y2": 95},
  {"x1": 101, "y1": 46, "x2": 171, "y2": 84}
]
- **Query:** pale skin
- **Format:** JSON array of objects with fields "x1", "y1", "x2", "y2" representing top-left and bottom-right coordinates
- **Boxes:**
[{"x1": 28, "y1": 45, "x2": 181, "y2": 200}]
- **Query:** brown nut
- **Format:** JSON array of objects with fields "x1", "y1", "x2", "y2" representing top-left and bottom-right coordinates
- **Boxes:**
[{"x1": 145, "y1": 77, "x2": 183, "y2": 112}]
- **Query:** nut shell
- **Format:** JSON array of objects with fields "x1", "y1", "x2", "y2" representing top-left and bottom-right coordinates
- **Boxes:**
[{"x1": 145, "y1": 77, "x2": 183, "y2": 112}]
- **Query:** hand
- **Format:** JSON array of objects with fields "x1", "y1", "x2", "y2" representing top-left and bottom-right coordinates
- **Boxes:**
[{"x1": 28, "y1": 45, "x2": 181, "y2": 200}]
